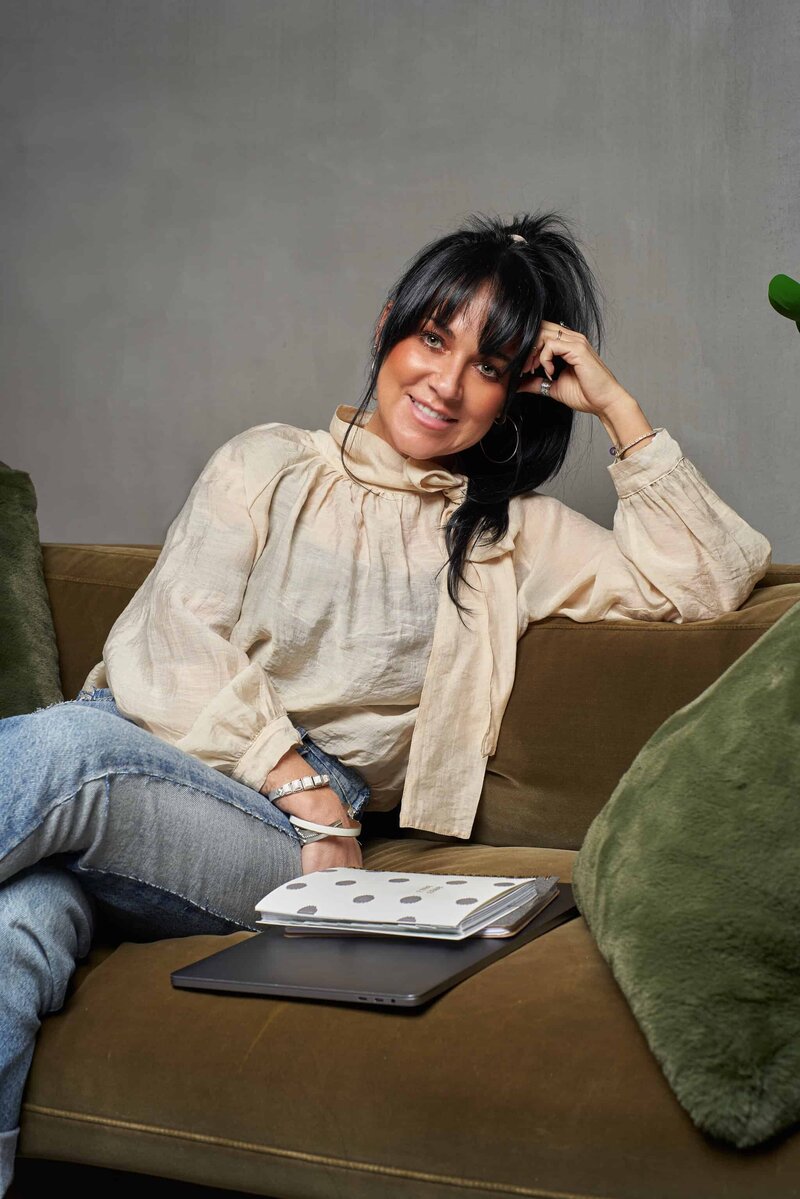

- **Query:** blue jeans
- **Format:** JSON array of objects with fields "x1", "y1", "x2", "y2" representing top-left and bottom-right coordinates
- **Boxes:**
[{"x1": 0, "y1": 687, "x2": 370, "y2": 1181}]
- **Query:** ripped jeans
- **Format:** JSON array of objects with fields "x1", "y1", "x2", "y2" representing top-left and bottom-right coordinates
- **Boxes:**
[{"x1": 0, "y1": 687, "x2": 370, "y2": 1158}]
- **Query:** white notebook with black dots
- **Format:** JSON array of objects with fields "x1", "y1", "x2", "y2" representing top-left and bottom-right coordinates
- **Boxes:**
[{"x1": 255, "y1": 868, "x2": 559, "y2": 941}]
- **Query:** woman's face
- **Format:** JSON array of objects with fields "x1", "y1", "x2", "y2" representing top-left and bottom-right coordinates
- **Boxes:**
[{"x1": 366, "y1": 284, "x2": 518, "y2": 468}]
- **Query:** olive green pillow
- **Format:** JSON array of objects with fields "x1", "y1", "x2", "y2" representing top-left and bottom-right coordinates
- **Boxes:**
[
  {"x1": 572, "y1": 599, "x2": 800, "y2": 1149},
  {"x1": 0, "y1": 461, "x2": 63, "y2": 718}
]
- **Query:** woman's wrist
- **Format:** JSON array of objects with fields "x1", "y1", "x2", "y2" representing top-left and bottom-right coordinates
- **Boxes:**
[
  {"x1": 261, "y1": 750, "x2": 358, "y2": 826},
  {"x1": 281, "y1": 790, "x2": 358, "y2": 826},
  {"x1": 261, "y1": 747, "x2": 310, "y2": 794},
  {"x1": 597, "y1": 392, "x2": 656, "y2": 459}
]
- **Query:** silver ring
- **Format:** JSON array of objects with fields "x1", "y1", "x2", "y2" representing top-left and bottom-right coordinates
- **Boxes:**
[{"x1": 541, "y1": 378, "x2": 552, "y2": 397}]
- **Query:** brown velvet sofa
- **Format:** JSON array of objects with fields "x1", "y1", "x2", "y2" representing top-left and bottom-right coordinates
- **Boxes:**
[{"x1": 15, "y1": 544, "x2": 800, "y2": 1198}]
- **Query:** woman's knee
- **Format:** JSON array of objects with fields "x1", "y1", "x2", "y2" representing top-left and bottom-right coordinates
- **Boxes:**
[
  {"x1": 3, "y1": 698, "x2": 115, "y2": 750},
  {"x1": 0, "y1": 864, "x2": 95, "y2": 1012},
  {"x1": 0, "y1": 700, "x2": 143, "y2": 787}
]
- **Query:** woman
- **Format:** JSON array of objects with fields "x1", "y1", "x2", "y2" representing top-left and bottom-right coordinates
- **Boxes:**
[{"x1": 0, "y1": 211, "x2": 771, "y2": 1192}]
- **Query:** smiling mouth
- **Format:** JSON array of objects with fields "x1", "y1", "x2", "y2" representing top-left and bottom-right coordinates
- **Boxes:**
[{"x1": 408, "y1": 396, "x2": 457, "y2": 424}]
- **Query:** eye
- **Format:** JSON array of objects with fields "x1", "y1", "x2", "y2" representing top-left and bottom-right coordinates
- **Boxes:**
[{"x1": 421, "y1": 329, "x2": 503, "y2": 380}]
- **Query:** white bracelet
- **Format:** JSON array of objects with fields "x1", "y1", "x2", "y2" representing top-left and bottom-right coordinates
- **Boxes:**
[
  {"x1": 265, "y1": 772, "x2": 330, "y2": 803},
  {"x1": 289, "y1": 814, "x2": 361, "y2": 838}
]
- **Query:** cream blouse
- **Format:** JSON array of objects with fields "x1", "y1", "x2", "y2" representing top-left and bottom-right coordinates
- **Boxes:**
[{"x1": 83, "y1": 404, "x2": 772, "y2": 840}]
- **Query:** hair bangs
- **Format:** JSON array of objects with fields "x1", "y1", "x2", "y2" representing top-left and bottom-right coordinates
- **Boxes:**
[{"x1": 428, "y1": 263, "x2": 544, "y2": 377}]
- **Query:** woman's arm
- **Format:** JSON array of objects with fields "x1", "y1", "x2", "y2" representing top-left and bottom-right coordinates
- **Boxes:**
[
  {"x1": 595, "y1": 391, "x2": 657, "y2": 459},
  {"x1": 263, "y1": 746, "x2": 363, "y2": 874},
  {"x1": 515, "y1": 422, "x2": 772, "y2": 625},
  {"x1": 513, "y1": 323, "x2": 772, "y2": 624},
  {"x1": 101, "y1": 429, "x2": 303, "y2": 789}
]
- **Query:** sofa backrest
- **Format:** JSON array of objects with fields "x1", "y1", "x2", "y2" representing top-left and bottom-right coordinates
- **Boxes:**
[
  {"x1": 477, "y1": 572, "x2": 800, "y2": 849},
  {"x1": 42, "y1": 544, "x2": 161, "y2": 703},
  {"x1": 42, "y1": 544, "x2": 800, "y2": 850}
]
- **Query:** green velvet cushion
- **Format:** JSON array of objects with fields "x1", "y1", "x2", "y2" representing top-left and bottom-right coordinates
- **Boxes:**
[
  {"x1": 0, "y1": 461, "x2": 63, "y2": 718},
  {"x1": 572, "y1": 598, "x2": 800, "y2": 1149}
]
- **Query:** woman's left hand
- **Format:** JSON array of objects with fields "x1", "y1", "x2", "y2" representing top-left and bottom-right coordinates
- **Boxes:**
[{"x1": 514, "y1": 320, "x2": 630, "y2": 417}]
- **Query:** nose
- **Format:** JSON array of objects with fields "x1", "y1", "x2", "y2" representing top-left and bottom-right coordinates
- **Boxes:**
[{"x1": 430, "y1": 359, "x2": 464, "y2": 403}]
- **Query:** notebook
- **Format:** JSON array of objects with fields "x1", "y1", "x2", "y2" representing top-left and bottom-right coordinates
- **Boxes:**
[
  {"x1": 170, "y1": 883, "x2": 578, "y2": 1008},
  {"x1": 254, "y1": 867, "x2": 558, "y2": 940}
]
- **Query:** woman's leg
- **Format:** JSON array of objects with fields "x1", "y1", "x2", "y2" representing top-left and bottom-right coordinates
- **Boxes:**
[
  {"x1": 0, "y1": 689, "x2": 304, "y2": 1195},
  {"x1": 0, "y1": 690, "x2": 305, "y2": 937},
  {"x1": 0, "y1": 687, "x2": 371, "y2": 1196},
  {"x1": 0, "y1": 862, "x2": 95, "y2": 1197}
]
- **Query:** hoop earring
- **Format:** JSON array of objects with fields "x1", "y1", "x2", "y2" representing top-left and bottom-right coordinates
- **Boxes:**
[{"x1": 479, "y1": 414, "x2": 520, "y2": 464}]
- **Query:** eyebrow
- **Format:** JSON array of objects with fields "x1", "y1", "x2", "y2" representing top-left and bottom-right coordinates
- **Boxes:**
[{"x1": 428, "y1": 315, "x2": 512, "y2": 364}]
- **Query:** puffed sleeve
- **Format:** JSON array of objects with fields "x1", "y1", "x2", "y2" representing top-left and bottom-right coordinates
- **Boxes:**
[
  {"x1": 91, "y1": 429, "x2": 302, "y2": 789},
  {"x1": 515, "y1": 429, "x2": 772, "y2": 625}
]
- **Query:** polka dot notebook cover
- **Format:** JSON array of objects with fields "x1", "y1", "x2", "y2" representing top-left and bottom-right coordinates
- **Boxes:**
[{"x1": 254, "y1": 868, "x2": 559, "y2": 941}]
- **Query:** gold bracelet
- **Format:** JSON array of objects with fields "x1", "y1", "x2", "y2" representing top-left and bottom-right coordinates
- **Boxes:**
[{"x1": 610, "y1": 427, "x2": 665, "y2": 460}]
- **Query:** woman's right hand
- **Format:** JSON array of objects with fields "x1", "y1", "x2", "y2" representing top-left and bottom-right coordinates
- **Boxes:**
[
  {"x1": 261, "y1": 747, "x2": 363, "y2": 875},
  {"x1": 300, "y1": 831, "x2": 363, "y2": 875},
  {"x1": 274, "y1": 795, "x2": 363, "y2": 874}
]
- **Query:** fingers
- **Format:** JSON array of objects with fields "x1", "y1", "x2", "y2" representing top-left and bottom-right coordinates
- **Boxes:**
[
  {"x1": 515, "y1": 371, "x2": 552, "y2": 397},
  {"x1": 525, "y1": 323, "x2": 584, "y2": 379},
  {"x1": 519, "y1": 324, "x2": 573, "y2": 385},
  {"x1": 523, "y1": 322, "x2": 568, "y2": 375},
  {"x1": 534, "y1": 375, "x2": 557, "y2": 395}
]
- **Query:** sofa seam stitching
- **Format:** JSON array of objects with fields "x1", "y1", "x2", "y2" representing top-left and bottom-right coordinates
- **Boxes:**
[
  {"x1": 20, "y1": 1104, "x2": 610, "y2": 1199},
  {"x1": 44, "y1": 574, "x2": 142, "y2": 590},
  {"x1": 528, "y1": 623, "x2": 778, "y2": 632}
]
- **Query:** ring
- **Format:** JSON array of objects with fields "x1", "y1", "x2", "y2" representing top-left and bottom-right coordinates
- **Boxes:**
[{"x1": 541, "y1": 378, "x2": 552, "y2": 397}]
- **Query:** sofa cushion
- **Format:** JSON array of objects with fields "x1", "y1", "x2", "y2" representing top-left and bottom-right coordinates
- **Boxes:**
[
  {"x1": 0, "y1": 463, "x2": 62, "y2": 717},
  {"x1": 572, "y1": 598, "x2": 800, "y2": 1149},
  {"x1": 20, "y1": 839, "x2": 800, "y2": 1199}
]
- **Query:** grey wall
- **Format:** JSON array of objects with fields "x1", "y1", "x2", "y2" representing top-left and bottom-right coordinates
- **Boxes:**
[{"x1": 3, "y1": 0, "x2": 798, "y2": 557}]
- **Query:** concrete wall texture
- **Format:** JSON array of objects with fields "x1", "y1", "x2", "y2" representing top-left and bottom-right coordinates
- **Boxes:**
[{"x1": 2, "y1": 0, "x2": 798, "y2": 558}]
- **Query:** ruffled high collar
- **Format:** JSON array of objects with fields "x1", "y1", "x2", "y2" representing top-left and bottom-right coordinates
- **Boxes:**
[{"x1": 325, "y1": 404, "x2": 469, "y2": 503}]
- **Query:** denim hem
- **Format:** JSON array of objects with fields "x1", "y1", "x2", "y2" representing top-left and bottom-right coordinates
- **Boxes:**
[
  {"x1": 21, "y1": 767, "x2": 303, "y2": 847},
  {"x1": 66, "y1": 863, "x2": 255, "y2": 930},
  {"x1": 294, "y1": 732, "x2": 371, "y2": 820}
]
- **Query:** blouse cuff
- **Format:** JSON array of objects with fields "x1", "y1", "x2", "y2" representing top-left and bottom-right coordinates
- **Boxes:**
[
  {"x1": 230, "y1": 714, "x2": 304, "y2": 792},
  {"x1": 607, "y1": 428, "x2": 685, "y2": 498}
]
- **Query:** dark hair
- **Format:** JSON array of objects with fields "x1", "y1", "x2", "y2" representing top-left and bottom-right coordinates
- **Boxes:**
[{"x1": 339, "y1": 209, "x2": 606, "y2": 625}]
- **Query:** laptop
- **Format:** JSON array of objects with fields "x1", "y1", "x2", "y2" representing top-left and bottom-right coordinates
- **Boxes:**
[{"x1": 170, "y1": 883, "x2": 578, "y2": 1009}]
